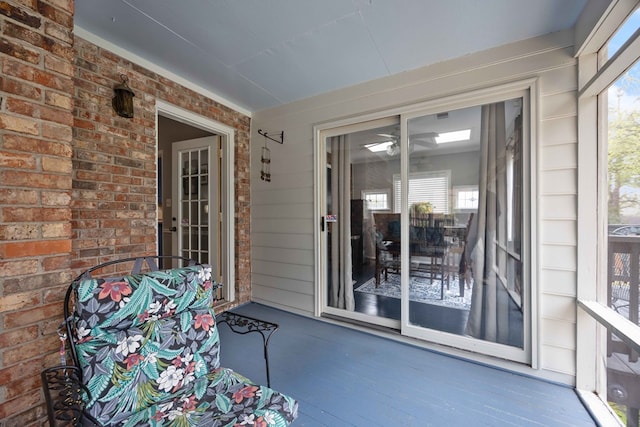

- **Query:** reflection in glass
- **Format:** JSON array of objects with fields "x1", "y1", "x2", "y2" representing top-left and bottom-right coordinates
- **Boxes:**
[
  {"x1": 323, "y1": 98, "x2": 525, "y2": 349},
  {"x1": 406, "y1": 99, "x2": 524, "y2": 347},
  {"x1": 325, "y1": 120, "x2": 401, "y2": 318}
]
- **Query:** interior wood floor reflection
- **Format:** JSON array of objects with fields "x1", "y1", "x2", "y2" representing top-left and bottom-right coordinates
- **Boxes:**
[{"x1": 353, "y1": 262, "x2": 469, "y2": 335}]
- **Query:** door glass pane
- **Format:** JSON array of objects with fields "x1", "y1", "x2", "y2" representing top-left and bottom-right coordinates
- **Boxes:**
[
  {"x1": 406, "y1": 99, "x2": 524, "y2": 347},
  {"x1": 325, "y1": 119, "x2": 402, "y2": 320},
  {"x1": 605, "y1": 59, "x2": 640, "y2": 425},
  {"x1": 179, "y1": 147, "x2": 210, "y2": 264}
]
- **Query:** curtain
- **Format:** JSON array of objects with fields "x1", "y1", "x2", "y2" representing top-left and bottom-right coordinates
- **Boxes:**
[
  {"x1": 330, "y1": 135, "x2": 354, "y2": 310},
  {"x1": 465, "y1": 102, "x2": 508, "y2": 342}
]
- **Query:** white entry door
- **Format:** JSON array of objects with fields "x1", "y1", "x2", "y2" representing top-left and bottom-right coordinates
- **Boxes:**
[{"x1": 172, "y1": 136, "x2": 220, "y2": 274}]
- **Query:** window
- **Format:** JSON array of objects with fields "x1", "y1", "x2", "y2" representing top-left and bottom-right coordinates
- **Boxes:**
[
  {"x1": 362, "y1": 189, "x2": 390, "y2": 210},
  {"x1": 393, "y1": 170, "x2": 450, "y2": 213},
  {"x1": 604, "y1": 8, "x2": 640, "y2": 60},
  {"x1": 454, "y1": 186, "x2": 479, "y2": 210},
  {"x1": 577, "y1": 3, "x2": 640, "y2": 423}
]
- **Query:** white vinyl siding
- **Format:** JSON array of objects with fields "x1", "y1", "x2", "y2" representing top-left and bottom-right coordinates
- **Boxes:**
[{"x1": 252, "y1": 30, "x2": 578, "y2": 384}]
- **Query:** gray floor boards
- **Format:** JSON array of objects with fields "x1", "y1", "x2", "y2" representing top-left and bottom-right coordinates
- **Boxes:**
[{"x1": 217, "y1": 303, "x2": 596, "y2": 427}]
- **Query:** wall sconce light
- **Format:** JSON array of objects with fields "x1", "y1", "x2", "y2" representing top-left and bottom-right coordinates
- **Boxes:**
[{"x1": 112, "y1": 74, "x2": 135, "y2": 118}]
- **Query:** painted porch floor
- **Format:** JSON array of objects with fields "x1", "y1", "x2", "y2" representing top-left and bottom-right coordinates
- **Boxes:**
[{"x1": 217, "y1": 303, "x2": 595, "y2": 427}]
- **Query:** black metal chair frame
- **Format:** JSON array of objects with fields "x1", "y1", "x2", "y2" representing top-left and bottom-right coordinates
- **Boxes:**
[{"x1": 42, "y1": 255, "x2": 280, "y2": 427}]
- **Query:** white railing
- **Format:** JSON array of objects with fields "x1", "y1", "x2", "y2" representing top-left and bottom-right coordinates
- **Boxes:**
[{"x1": 579, "y1": 235, "x2": 640, "y2": 426}]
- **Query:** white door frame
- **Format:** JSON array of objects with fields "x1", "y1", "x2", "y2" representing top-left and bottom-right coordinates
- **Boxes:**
[
  {"x1": 156, "y1": 101, "x2": 235, "y2": 302},
  {"x1": 312, "y1": 79, "x2": 538, "y2": 365}
]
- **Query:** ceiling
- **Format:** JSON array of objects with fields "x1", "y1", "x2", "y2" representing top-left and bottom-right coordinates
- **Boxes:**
[{"x1": 75, "y1": 0, "x2": 589, "y2": 113}]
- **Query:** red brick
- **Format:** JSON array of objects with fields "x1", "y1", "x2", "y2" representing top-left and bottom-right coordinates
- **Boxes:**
[
  {"x1": 42, "y1": 0, "x2": 74, "y2": 14},
  {"x1": 44, "y1": 89, "x2": 72, "y2": 109},
  {"x1": 40, "y1": 103, "x2": 73, "y2": 125},
  {"x1": 0, "y1": 259, "x2": 39, "y2": 278},
  {"x1": 41, "y1": 121, "x2": 72, "y2": 141},
  {"x1": 0, "y1": 2, "x2": 42, "y2": 28},
  {"x1": 2, "y1": 20, "x2": 53, "y2": 51},
  {"x1": 0, "y1": 358, "x2": 46, "y2": 386},
  {"x1": 0, "y1": 150, "x2": 36, "y2": 169},
  {"x1": 0, "y1": 113, "x2": 39, "y2": 135},
  {"x1": 4, "y1": 373, "x2": 42, "y2": 400},
  {"x1": 0, "y1": 36, "x2": 40, "y2": 63},
  {"x1": 0, "y1": 325, "x2": 39, "y2": 348},
  {"x1": 1, "y1": 76, "x2": 42, "y2": 99},
  {"x1": 44, "y1": 19, "x2": 72, "y2": 43},
  {"x1": 42, "y1": 282, "x2": 67, "y2": 303},
  {"x1": 42, "y1": 155, "x2": 72, "y2": 173},
  {"x1": 0, "y1": 170, "x2": 71, "y2": 189},
  {"x1": 41, "y1": 253, "x2": 71, "y2": 272},
  {"x1": 13, "y1": 0, "x2": 37, "y2": 8},
  {"x1": 44, "y1": 52, "x2": 74, "y2": 76},
  {"x1": 3, "y1": 302, "x2": 62, "y2": 328},
  {"x1": 0, "y1": 188, "x2": 38, "y2": 205},
  {"x1": 3, "y1": 334, "x2": 58, "y2": 365},
  {"x1": 37, "y1": 1, "x2": 73, "y2": 27},
  {"x1": 0, "y1": 223, "x2": 40, "y2": 240},
  {"x1": 2, "y1": 207, "x2": 70, "y2": 222},
  {"x1": 3, "y1": 239, "x2": 71, "y2": 258},
  {"x1": 41, "y1": 222, "x2": 70, "y2": 238},
  {"x1": 0, "y1": 391, "x2": 42, "y2": 421},
  {"x1": 3, "y1": 134, "x2": 72, "y2": 156},
  {"x1": 0, "y1": 291, "x2": 41, "y2": 312},
  {"x1": 41, "y1": 190, "x2": 71, "y2": 206},
  {"x1": 3, "y1": 270, "x2": 72, "y2": 293}
]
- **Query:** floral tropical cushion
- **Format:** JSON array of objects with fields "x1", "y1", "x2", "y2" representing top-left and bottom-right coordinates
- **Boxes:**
[{"x1": 72, "y1": 264, "x2": 298, "y2": 426}]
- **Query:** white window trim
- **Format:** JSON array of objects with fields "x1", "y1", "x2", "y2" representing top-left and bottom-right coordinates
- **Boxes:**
[{"x1": 575, "y1": 0, "x2": 640, "y2": 401}]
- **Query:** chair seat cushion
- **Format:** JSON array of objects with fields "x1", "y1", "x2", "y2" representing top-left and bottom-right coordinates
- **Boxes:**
[
  {"x1": 72, "y1": 264, "x2": 297, "y2": 427},
  {"x1": 96, "y1": 367, "x2": 298, "y2": 427}
]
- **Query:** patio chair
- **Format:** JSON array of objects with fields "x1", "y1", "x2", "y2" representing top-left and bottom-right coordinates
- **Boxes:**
[{"x1": 41, "y1": 256, "x2": 298, "y2": 427}]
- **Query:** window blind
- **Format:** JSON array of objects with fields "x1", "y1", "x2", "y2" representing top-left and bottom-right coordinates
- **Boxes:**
[{"x1": 393, "y1": 170, "x2": 450, "y2": 213}]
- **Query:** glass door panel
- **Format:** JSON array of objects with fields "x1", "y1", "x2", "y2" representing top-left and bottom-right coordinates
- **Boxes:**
[
  {"x1": 323, "y1": 118, "x2": 402, "y2": 325},
  {"x1": 175, "y1": 140, "x2": 217, "y2": 267},
  {"x1": 404, "y1": 98, "x2": 525, "y2": 349}
]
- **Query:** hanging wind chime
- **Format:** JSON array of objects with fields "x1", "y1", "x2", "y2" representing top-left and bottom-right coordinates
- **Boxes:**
[
  {"x1": 258, "y1": 129, "x2": 284, "y2": 182},
  {"x1": 261, "y1": 140, "x2": 271, "y2": 182}
]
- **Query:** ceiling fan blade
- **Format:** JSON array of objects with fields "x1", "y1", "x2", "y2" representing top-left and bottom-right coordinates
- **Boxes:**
[
  {"x1": 411, "y1": 138, "x2": 437, "y2": 147},
  {"x1": 411, "y1": 131, "x2": 439, "y2": 139},
  {"x1": 410, "y1": 131, "x2": 438, "y2": 147}
]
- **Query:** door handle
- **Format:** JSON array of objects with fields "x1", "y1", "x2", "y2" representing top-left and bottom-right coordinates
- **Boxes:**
[{"x1": 168, "y1": 226, "x2": 177, "y2": 232}]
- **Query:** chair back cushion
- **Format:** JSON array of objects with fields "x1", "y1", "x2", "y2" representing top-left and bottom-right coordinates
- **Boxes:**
[{"x1": 72, "y1": 264, "x2": 220, "y2": 420}]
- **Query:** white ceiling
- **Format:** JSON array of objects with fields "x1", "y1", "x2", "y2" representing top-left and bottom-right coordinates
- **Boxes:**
[{"x1": 75, "y1": 0, "x2": 588, "y2": 113}]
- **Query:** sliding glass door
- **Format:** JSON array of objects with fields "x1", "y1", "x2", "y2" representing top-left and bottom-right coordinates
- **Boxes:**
[
  {"x1": 401, "y1": 94, "x2": 529, "y2": 362},
  {"x1": 318, "y1": 82, "x2": 532, "y2": 362},
  {"x1": 321, "y1": 117, "x2": 402, "y2": 328}
]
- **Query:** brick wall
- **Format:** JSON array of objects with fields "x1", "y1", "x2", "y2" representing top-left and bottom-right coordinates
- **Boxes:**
[
  {"x1": 0, "y1": 1, "x2": 252, "y2": 424},
  {"x1": 0, "y1": 0, "x2": 75, "y2": 425},
  {"x1": 72, "y1": 36, "x2": 252, "y2": 298}
]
